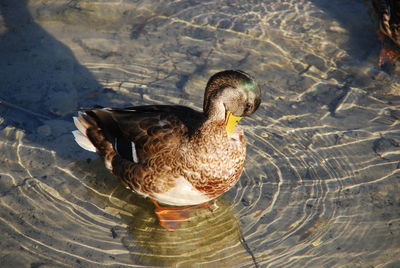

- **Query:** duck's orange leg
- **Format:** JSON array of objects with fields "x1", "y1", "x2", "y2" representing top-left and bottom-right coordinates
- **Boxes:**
[
  {"x1": 376, "y1": 30, "x2": 400, "y2": 67},
  {"x1": 151, "y1": 199, "x2": 210, "y2": 231},
  {"x1": 379, "y1": 47, "x2": 400, "y2": 66}
]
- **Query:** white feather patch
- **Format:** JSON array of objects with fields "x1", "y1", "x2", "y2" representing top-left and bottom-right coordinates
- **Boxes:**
[
  {"x1": 131, "y1": 141, "x2": 139, "y2": 163},
  {"x1": 73, "y1": 116, "x2": 88, "y2": 136},
  {"x1": 151, "y1": 177, "x2": 210, "y2": 206},
  {"x1": 72, "y1": 130, "x2": 96, "y2": 152}
]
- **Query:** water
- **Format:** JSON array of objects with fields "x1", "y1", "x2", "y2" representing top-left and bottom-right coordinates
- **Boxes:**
[{"x1": 0, "y1": 0, "x2": 399, "y2": 267}]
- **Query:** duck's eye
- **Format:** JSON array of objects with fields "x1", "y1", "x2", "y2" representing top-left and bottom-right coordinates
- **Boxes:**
[{"x1": 244, "y1": 103, "x2": 253, "y2": 114}]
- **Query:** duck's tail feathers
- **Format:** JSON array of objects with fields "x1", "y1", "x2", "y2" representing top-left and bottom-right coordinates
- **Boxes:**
[{"x1": 72, "y1": 113, "x2": 97, "y2": 153}]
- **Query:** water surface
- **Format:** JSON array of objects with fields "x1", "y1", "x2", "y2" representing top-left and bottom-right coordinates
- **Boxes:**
[{"x1": 0, "y1": 0, "x2": 399, "y2": 267}]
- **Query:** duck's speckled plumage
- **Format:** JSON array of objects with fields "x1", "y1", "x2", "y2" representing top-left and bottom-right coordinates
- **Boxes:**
[
  {"x1": 372, "y1": 0, "x2": 400, "y2": 66},
  {"x1": 180, "y1": 120, "x2": 246, "y2": 197},
  {"x1": 73, "y1": 70, "x2": 261, "y2": 206},
  {"x1": 373, "y1": 0, "x2": 400, "y2": 45}
]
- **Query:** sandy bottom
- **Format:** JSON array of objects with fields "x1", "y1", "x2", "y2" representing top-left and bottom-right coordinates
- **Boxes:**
[{"x1": 0, "y1": 0, "x2": 399, "y2": 267}]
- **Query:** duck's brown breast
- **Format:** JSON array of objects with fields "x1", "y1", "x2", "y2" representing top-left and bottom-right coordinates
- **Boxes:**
[{"x1": 178, "y1": 121, "x2": 247, "y2": 198}]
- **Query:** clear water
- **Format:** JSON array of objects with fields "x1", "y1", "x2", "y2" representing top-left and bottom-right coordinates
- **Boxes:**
[{"x1": 0, "y1": 0, "x2": 399, "y2": 267}]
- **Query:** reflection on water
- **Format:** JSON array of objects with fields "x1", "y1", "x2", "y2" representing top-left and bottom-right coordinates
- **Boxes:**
[
  {"x1": 76, "y1": 160, "x2": 253, "y2": 267},
  {"x1": 0, "y1": 0, "x2": 400, "y2": 267}
]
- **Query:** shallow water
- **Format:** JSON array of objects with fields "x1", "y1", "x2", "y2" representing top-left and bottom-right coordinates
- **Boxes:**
[{"x1": 0, "y1": 0, "x2": 399, "y2": 267}]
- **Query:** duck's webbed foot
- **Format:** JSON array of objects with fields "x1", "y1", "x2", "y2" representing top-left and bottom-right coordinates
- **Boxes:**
[{"x1": 152, "y1": 199, "x2": 210, "y2": 231}]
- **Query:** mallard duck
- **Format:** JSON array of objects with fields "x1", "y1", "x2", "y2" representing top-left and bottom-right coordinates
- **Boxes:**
[
  {"x1": 372, "y1": 0, "x2": 400, "y2": 66},
  {"x1": 72, "y1": 70, "x2": 261, "y2": 229}
]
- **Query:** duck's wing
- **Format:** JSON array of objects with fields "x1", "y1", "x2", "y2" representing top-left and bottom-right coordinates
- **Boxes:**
[{"x1": 74, "y1": 105, "x2": 203, "y2": 163}]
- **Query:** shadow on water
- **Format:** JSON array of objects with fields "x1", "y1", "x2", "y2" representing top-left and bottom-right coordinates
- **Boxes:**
[
  {"x1": 310, "y1": 0, "x2": 378, "y2": 61},
  {"x1": 305, "y1": 0, "x2": 400, "y2": 94},
  {"x1": 0, "y1": 0, "x2": 100, "y2": 132}
]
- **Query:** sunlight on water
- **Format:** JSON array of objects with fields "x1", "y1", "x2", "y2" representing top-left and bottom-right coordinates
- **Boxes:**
[{"x1": 0, "y1": 0, "x2": 399, "y2": 267}]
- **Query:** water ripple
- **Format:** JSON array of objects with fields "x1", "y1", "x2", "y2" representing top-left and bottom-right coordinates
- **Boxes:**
[{"x1": 1, "y1": 0, "x2": 400, "y2": 267}]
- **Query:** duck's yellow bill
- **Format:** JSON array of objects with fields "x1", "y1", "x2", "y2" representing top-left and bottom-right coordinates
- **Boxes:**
[{"x1": 225, "y1": 111, "x2": 242, "y2": 136}]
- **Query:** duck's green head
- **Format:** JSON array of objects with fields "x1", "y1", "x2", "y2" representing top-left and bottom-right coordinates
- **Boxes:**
[{"x1": 203, "y1": 70, "x2": 261, "y2": 135}]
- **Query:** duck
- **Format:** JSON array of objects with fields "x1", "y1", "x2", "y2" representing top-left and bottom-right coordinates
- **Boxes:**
[
  {"x1": 372, "y1": 0, "x2": 400, "y2": 66},
  {"x1": 72, "y1": 70, "x2": 261, "y2": 230}
]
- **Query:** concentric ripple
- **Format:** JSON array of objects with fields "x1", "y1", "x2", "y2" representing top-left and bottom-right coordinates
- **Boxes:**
[{"x1": 1, "y1": 0, "x2": 400, "y2": 267}]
